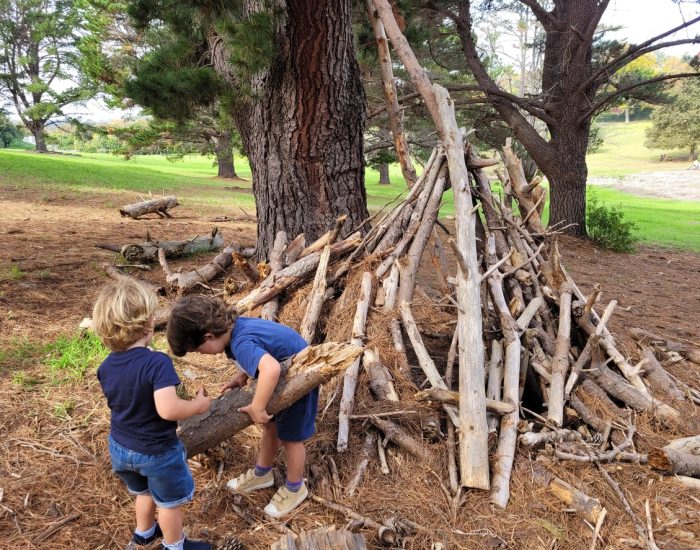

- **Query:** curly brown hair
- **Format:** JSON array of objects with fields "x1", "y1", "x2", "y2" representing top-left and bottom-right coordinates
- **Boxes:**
[{"x1": 166, "y1": 295, "x2": 238, "y2": 356}]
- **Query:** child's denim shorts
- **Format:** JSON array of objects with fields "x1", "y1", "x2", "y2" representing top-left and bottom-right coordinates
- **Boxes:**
[{"x1": 108, "y1": 435, "x2": 194, "y2": 509}]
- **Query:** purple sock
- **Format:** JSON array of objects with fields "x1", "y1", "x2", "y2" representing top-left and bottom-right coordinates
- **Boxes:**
[
  {"x1": 286, "y1": 479, "x2": 303, "y2": 493},
  {"x1": 254, "y1": 464, "x2": 272, "y2": 477}
]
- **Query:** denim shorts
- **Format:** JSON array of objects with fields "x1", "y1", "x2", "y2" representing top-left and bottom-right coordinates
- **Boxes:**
[
  {"x1": 274, "y1": 388, "x2": 319, "y2": 442},
  {"x1": 108, "y1": 436, "x2": 194, "y2": 509}
]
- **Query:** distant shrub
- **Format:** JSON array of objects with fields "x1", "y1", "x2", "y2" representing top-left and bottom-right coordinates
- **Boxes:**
[{"x1": 586, "y1": 193, "x2": 639, "y2": 252}]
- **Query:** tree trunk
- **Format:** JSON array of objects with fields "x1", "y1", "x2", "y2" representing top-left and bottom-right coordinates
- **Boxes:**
[
  {"x1": 624, "y1": 106, "x2": 630, "y2": 124},
  {"x1": 224, "y1": 0, "x2": 368, "y2": 260},
  {"x1": 214, "y1": 133, "x2": 237, "y2": 179},
  {"x1": 31, "y1": 123, "x2": 48, "y2": 153},
  {"x1": 378, "y1": 162, "x2": 391, "y2": 185},
  {"x1": 545, "y1": 134, "x2": 589, "y2": 236},
  {"x1": 689, "y1": 143, "x2": 697, "y2": 162}
]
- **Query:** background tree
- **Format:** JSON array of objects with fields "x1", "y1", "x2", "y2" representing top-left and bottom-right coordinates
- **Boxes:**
[
  {"x1": 0, "y1": 0, "x2": 94, "y2": 152},
  {"x1": 645, "y1": 77, "x2": 700, "y2": 161},
  {"x1": 426, "y1": 0, "x2": 700, "y2": 236},
  {"x1": 0, "y1": 108, "x2": 22, "y2": 147}
]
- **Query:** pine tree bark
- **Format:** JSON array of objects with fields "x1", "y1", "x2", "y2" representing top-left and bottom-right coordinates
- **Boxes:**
[{"x1": 212, "y1": 0, "x2": 369, "y2": 260}]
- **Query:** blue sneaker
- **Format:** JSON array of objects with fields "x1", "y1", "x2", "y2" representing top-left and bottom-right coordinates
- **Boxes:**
[{"x1": 130, "y1": 522, "x2": 163, "y2": 546}]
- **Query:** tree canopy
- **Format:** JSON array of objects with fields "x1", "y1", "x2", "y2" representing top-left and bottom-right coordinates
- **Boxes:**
[{"x1": 0, "y1": 0, "x2": 95, "y2": 151}]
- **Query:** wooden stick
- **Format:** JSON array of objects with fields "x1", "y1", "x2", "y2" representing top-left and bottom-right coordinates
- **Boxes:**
[
  {"x1": 158, "y1": 245, "x2": 235, "y2": 293},
  {"x1": 366, "y1": 0, "x2": 418, "y2": 187},
  {"x1": 589, "y1": 507, "x2": 608, "y2": 550},
  {"x1": 31, "y1": 513, "x2": 81, "y2": 544},
  {"x1": 346, "y1": 431, "x2": 377, "y2": 496},
  {"x1": 369, "y1": 415, "x2": 434, "y2": 462},
  {"x1": 532, "y1": 464, "x2": 603, "y2": 523},
  {"x1": 398, "y1": 164, "x2": 448, "y2": 303},
  {"x1": 486, "y1": 339, "x2": 504, "y2": 430},
  {"x1": 236, "y1": 235, "x2": 360, "y2": 312},
  {"x1": 399, "y1": 301, "x2": 459, "y2": 426},
  {"x1": 548, "y1": 282, "x2": 573, "y2": 426},
  {"x1": 300, "y1": 215, "x2": 347, "y2": 258},
  {"x1": 378, "y1": 436, "x2": 390, "y2": 475},
  {"x1": 299, "y1": 245, "x2": 331, "y2": 343},
  {"x1": 565, "y1": 300, "x2": 617, "y2": 396},
  {"x1": 261, "y1": 231, "x2": 288, "y2": 321},
  {"x1": 414, "y1": 388, "x2": 514, "y2": 415},
  {"x1": 337, "y1": 272, "x2": 374, "y2": 452},
  {"x1": 597, "y1": 464, "x2": 656, "y2": 549},
  {"x1": 364, "y1": 347, "x2": 399, "y2": 402}
]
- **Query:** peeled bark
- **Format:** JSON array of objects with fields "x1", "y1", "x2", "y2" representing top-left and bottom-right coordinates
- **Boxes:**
[{"x1": 180, "y1": 342, "x2": 362, "y2": 457}]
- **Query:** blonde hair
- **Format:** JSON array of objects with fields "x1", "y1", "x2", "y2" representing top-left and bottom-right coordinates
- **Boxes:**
[{"x1": 92, "y1": 278, "x2": 157, "y2": 351}]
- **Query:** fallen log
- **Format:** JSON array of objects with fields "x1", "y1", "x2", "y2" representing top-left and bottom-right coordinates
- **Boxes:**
[
  {"x1": 639, "y1": 346, "x2": 685, "y2": 402},
  {"x1": 119, "y1": 195, "x2": 179, "y2": 219},
  {"x1": 364, "y1": 347, "x2": 399, "y2": 402},
  {"x1": 103, "y1": 263, "x2": 165, "y2": 296},
  {"x1": 346, "y1": 431, "x2": 377, "y2": 496},
  {"x1": 649, "y1": 448, "x2": 700, "y2": 477},
  {"x1": 179, "y1": 343, "x2": 362, "y2": 457},
  {"x1": 159, "y1": 245, "x2": 235, "y2": 293},
  {"x1": 630, "y1": 327, "x2": 700, "y2": 365},
  {"x1": 102, "y1": 228, "x2": 225, "y2": 263},
  {"x1": 532, "y1": 463, "x2": 603, "y2": 524}
]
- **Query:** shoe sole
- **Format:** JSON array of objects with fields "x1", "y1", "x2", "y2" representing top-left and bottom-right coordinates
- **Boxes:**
[
  {"x1": 226, "y1": 476, "x2": 274, "y2": 493},
  {"x1": 263, "y1": 488, "x2": 308, "y2": 519}
]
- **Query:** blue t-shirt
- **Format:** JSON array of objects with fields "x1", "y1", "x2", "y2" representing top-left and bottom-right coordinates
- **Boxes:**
[
  {"x1": 226, "y1": 317, "x2": 308, "y2": 377},
  {"x1": 97, "y1": 347, "x2": 181, "y2": 455}
]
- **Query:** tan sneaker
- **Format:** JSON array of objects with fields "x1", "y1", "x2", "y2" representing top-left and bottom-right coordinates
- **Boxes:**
[
  {"x1": 263, "y1": 482, "x2": 308, "y2": 519},
  {"x1": 226, "y1": 468, "x2": 274, "y2": 493}
]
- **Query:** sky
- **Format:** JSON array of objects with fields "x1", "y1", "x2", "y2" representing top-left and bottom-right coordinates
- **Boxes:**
[{"x1": 6, "y1": 0, "x2": 700, "y2": 124}]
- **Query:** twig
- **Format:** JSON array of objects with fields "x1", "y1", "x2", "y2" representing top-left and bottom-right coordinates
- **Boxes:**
[
  {"x1": 32, "y1": 513, "x2": 81, "y2": 544},
  {"x1": 349, "y1": 410, "x2": 418, "y2": 419},
  {"x1": 645, "y1": 499, "x2": 657, "y2": 550},
  {"x1": 589, "y1": 507, "x2": 607, "y2": 550},
  {"x1": 597, "y1": 464, "x2": 656, "y2": 549}
]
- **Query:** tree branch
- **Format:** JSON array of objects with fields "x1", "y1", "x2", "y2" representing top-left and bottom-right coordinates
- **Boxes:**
[
  {"x1": 516, "y1": 0, "x2": 555, "y2": 27},
  {"x1": 579, "y1": 72, "x2": 700, "y2": 123},
  {"x1": 583, "y1": 15, "x2": 700, "y2": 91}
]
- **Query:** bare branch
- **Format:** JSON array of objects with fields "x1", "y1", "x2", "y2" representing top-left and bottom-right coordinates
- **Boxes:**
[{"x1": 579, "y1": 72, "x2": 700, "y2": 123}]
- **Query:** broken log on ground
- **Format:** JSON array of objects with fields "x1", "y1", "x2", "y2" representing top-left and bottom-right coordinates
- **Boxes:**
[
  {"x1": 119, "y1": 195, "x2": 179, "y2": 219},
  {"x1": 98, "y1": 228, "x2": 224, "y2": 263}
]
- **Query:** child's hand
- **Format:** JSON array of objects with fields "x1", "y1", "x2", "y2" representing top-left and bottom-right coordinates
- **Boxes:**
[
  {"x1": 194, "y1": 388, "x2": 212, "y2": 414},
  {"x1": 238, "y1": 403, "x2": 272, "y2": 424},
  {"x1": 221, "y1": 371, "x2": 249, "y2": 394}
]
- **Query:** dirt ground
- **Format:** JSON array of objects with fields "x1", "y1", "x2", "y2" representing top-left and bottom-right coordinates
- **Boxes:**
[{"x1": 1, "y1": 185, "x2": 699, "y2": 549}]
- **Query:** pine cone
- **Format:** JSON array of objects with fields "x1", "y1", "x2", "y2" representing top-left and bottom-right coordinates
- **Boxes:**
[{"x1": 218, "y1": 534, "x2": 245, "y2": 550}]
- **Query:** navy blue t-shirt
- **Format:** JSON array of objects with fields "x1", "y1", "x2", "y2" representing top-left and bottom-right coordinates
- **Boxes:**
[
  {"x1": 97, "y1": 347, "x2": 181, "y2": 455},
  {"x1": 226, "y1": 317, "x2": 308, "y2": 377}
]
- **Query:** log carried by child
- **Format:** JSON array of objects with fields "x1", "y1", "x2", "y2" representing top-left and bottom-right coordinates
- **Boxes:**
[{"x1": 178, "y1": 342, "x2": 362, "y2": 457}]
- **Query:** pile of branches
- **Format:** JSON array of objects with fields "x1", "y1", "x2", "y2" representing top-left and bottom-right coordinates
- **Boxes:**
[{"x1": 100, "y1": 140, "x2": 700, "y2": 548}]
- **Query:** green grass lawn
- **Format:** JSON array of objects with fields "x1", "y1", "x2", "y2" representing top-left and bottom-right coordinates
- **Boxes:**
[
  {"x1": 1, "y1": 120, "x2": 699, "y2": 251},
  {"x1": 587, "y1": 120, "x2": 692, "y2": 177}
]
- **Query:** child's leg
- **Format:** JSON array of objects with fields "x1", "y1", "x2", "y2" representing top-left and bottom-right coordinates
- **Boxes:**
[
  {"x1": 257, "y1": 421, "x2": 281, "y2": 468},
  {"x1": 158, "y1": 506, "x2": 184, "y2": 546},
  {"x1": 135, "y1": 493, "x2": 157, "y2": 532},
  {"x1": 281, "y1": 440, "x2": 305, "y2": 484}
]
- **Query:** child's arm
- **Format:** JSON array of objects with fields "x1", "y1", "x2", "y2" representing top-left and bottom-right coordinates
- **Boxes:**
[
  {"x1": 221, "y1": 369, "x2": 249, "y2": 394},
  {"x1": 154, "y1": 386, "x2": 211, "y2": 421},
  {"x1": 238, "y1": 353, "x2": 280, "y2": 423}
]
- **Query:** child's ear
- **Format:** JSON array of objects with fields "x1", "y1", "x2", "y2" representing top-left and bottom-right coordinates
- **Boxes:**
[{"x1": 202, "y1": 333, "x2": 216, "y2": 341}]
